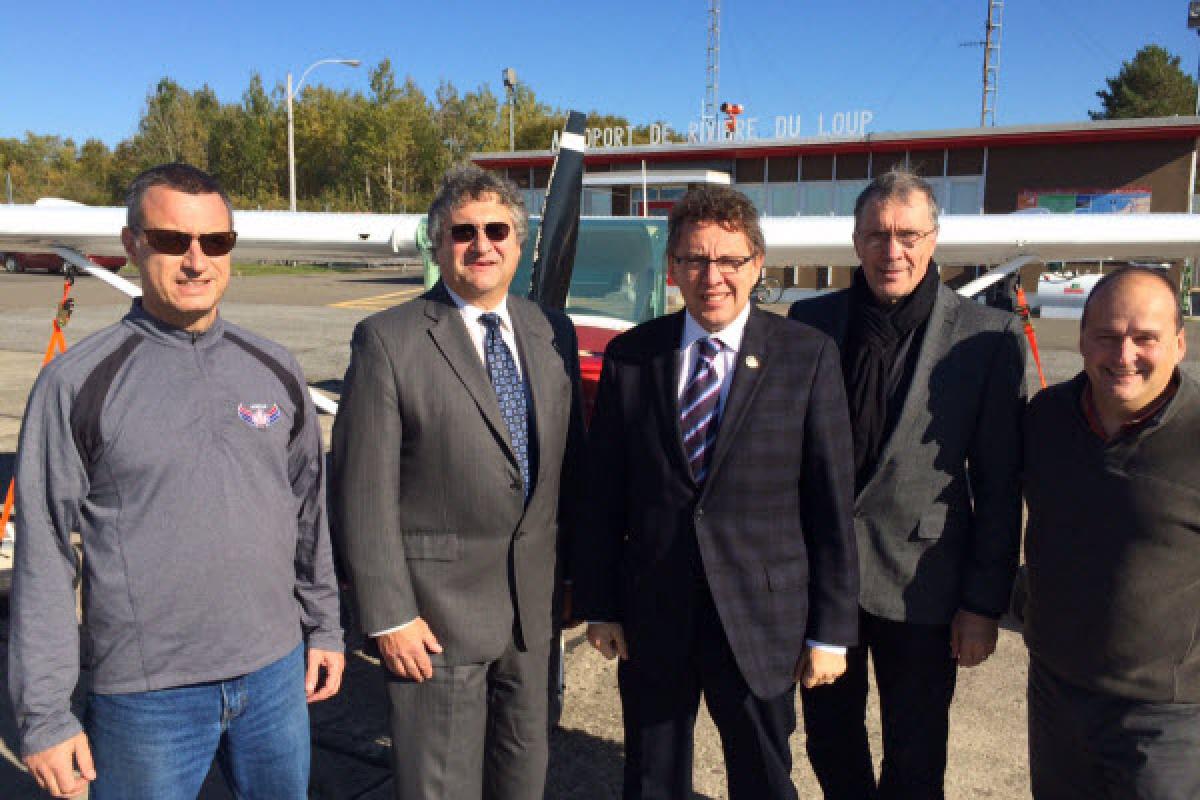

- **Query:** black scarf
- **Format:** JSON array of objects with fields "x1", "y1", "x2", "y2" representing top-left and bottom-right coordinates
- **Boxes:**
[{"x1": 843, "y1": 263, "x2": 939, "y2": 487}]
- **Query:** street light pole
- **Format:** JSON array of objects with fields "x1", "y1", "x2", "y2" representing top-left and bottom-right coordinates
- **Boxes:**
[
  {"x1": 503, "y1": 68, "x2": 517, "y2": 151},
  {"x1": 287, "y1": 58, "x2": 361, "y2": 212}
]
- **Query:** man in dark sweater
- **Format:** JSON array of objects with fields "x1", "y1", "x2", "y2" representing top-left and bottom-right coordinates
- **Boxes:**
[{"x1": 1024, "y1": 266, "x2": 1198, "y2": 799}]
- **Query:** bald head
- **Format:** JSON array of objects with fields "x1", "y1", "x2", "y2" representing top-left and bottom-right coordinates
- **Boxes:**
[
  {"x1": 1082, "y1": 266, "x2": 1182, "y2": 333},
  {"x1": 1079, "y1": 267, "x2": 1187, "y2": 430}
]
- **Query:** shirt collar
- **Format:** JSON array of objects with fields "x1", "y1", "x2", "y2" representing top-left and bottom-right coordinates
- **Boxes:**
[
  {"x1": 681, "y1": 302, "x2": 752, "y2": 353},
  {"x1": 444, "y1": 284, "x2": 513, "y2": 332},
  {"x1": 123, "y1": 298, "x2": 226, "y2": 348},
  {"x1": 1081, "y1": 369, "x2": 1181, "y2": 441}
]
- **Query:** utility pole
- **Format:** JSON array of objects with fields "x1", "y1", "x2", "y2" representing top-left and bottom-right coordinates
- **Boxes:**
[
  {"x1": 981, "y1": 0, "x2": 1004, "y2": 126},
  {"x1": 705, "y1": 0, "x2": 720, "y2": 126},
  {"x1": 1184, "y1": 1, "x2": 1200, "y2": 313}
]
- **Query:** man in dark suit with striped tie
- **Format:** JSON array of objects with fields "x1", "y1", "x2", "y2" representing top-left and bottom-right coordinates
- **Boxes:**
[{"x1": 571, "y1": 186, "x2": 860, "y2": 800}]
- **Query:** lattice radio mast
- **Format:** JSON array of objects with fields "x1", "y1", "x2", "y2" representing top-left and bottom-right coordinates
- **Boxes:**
[
  {"x1": 981, "y1": 0, "x2": 1004, "y2": 126},
  {"x1": 705, "y1": 0, "x2": 721, "y2": 124}
]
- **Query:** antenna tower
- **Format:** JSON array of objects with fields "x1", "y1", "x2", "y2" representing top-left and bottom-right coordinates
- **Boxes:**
[
  {"x1": 705, "y1": 0, "x2": 721, "y2": 124},
  {"x1": 981, "y1": 0, "x2": 1003, "y2": 126}
]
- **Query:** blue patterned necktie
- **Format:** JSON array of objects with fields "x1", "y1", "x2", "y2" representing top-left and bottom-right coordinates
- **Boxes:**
[
  {"x1": 681, "y1": 336, "x2": 722, "y2": 483},
  {"x1": 479, "y1": 312, "x2": 531, "y2": 499}
]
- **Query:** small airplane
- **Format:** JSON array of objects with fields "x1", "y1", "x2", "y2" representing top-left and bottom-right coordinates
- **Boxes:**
[
  {"x1": 3, "y1": 191, "x2": 1200, "y2": 581},
  {"x1": 2, "y1": 200, "x2": 1198, "y2": 320}
]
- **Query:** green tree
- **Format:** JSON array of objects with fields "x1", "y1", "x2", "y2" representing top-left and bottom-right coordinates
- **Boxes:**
[
  {"x1": 132, "y1": 79, "x2": 218, "y2": 167},
  {"x1": 2, "y1": 63, "x2": 675, "y2": 210},
  {"x1": 207, "y1": 73, "x2": 285, "y2": 207},
  {"x1": 1091, "y1": 44, "x2": 1197, "y2": 119}
]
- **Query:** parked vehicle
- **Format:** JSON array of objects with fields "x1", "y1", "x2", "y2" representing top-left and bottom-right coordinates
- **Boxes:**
[{"x1": 2, "y1": 251, "x2": 126, "y2": 274}]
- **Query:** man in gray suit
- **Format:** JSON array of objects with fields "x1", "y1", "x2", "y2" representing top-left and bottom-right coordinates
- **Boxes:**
[
  {"x1": 789, "y1": 169, "x2": 1026, "y2": 799},
  {"x1": 331, "y1": 165, "x2": 585, "y2": 800}
]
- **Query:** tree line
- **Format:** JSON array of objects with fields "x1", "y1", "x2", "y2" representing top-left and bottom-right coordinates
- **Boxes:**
[
  {"x1": 2, "y1": 45, "x2": 1194, "y2": 212},
  {"x1": 0, "y1": 59, "x2": 677, "y2": 213}
]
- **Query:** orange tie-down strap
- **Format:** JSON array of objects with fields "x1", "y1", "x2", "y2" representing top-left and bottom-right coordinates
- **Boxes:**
[
  {"x1": 1015, "y1": 285, "x2": 1047, "y2": 390},
  {"x1": 1, "y1": 276, "x2": 75, "y2": 536}
]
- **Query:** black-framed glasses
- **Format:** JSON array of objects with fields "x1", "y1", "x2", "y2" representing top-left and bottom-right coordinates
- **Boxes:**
[
  {"x1": 858, "y1": 228, "x2": 935, "y2": 250},
  {"x1": 449, "y1": 222, "x2": 512, "y2": 244},
  {"x1": 140, "y1": 228, "x2": 238, "y2": 257},
  {"x1": 673, "y1": 254, "x2": 756, "y2": 274}
]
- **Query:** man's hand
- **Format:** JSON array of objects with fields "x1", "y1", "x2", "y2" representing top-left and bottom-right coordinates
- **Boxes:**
[
  {"x1": 797, "y1": 647, "x2": 847, "y2": 689},
  {"x1": 951, "y1": 609, "x2": 998, "y2": 668},
  {"x1": 305, "y1": 647, "x2": 346, "y2": 703},
  {"x1": 375, "y1": 618, "x2": 443, "y2": 682},
  {"x1": 586, "y1": 622, "x2": 629, "y2": 660},
  {"x1": 23, "y1": 732, "x2": 95, "y2": 798}
]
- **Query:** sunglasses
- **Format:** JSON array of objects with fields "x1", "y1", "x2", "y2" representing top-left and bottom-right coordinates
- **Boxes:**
[
  {"x1": 141, "y1": 228, "x2": 238, "y2": 257},
  {"x1": 448, "y1": 222, "x2": 511, "y2": 245}
]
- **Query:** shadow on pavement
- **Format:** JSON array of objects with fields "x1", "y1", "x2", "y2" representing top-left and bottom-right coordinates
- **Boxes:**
[
  {"x1": 339, "y1": 276, "x2": 424, "y2": 286},
  {"x1": 0, "y1": 599, "x2": 94, "y2": 799},
  {"x1": 0, "y1": 452, "x2": 13, "y2": 492},
  {"x1": 313, "y1": 379, "x2": 344, "y2": 397},
  {"x1": 545, "y1": 725, "x2": 625, "y2": 799}
]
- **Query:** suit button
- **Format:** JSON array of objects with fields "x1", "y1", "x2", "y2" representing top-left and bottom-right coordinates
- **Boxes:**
[
  {"x1": 515, "y1": 530, "x2": 525, "y2": 540},
  {"x1": 511, "y1": 480, "x2": 521, "y2": 491}
]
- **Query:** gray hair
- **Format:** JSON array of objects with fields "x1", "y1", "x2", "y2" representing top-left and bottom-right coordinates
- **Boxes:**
[
  {"x1": 853, "y1": 168, "x2": 939, "y2": 232},
  {"x1": 427, "y1": 165, "x2": 528, "y2": 250},
  {"x1": 125, "y1": 162, "x2": 233, "y2": 230},
  {"x1": 1082, "y1": 265, "x2": 1184, "y2": 332}
]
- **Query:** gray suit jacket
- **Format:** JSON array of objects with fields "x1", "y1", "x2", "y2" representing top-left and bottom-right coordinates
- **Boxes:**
[
  {"x1": 789, "y1": 283, "x2": 1026, "y2": 624},
  {"x1": 330, "y1": 282, "x2": 585, "y2": 663}
]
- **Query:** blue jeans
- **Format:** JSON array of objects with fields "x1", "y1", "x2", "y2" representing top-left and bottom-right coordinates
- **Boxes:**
[{"x1": 85, "y1": 642, "x2": 310, "y2": 800}]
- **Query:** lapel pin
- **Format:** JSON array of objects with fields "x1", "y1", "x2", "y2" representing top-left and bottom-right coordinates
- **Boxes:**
[{"x1": 744, "y1": 355, "x2": 760, "y2": 369}]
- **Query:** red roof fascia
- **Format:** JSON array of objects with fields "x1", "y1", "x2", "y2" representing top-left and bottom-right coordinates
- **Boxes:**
[{"x1": 475, "y1": 123, "x2": 1200, "y2": 170}]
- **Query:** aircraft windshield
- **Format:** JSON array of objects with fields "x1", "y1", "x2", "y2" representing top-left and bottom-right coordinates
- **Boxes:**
[{"x1": 422, "y1": 217, "x2": 668, "y2": 326}]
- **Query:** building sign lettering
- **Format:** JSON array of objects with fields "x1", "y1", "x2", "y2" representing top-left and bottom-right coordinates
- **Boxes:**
[{"x1": 551, "y1": 110, "x2": 876, "y2": 151}]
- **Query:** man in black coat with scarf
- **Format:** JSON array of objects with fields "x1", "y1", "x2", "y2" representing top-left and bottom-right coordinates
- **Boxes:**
[{"x1": 789, "y1": 169, "x2": 1027, "y2": 799}]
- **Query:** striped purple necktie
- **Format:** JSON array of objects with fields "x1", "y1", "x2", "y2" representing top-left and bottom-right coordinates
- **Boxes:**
[{"x1": 681, "y1": 337, "x2": 722, "y2": 483}]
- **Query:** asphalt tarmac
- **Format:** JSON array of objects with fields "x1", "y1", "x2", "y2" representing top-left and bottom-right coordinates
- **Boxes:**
[{"x1": 1, "y1": 269, "x2": 1197, "y2": 799}]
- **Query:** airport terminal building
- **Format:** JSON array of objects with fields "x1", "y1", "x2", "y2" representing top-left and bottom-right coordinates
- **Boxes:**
[{"x1": 475, "y1": 116, "x2": 1200, "y2": 291}]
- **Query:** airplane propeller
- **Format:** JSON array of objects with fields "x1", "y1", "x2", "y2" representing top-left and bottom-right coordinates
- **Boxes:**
[{"x1": 528, "y1": 110, "x2": 586, "y2": 309}]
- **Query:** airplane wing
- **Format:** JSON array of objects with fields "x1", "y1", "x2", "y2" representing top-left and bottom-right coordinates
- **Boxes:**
[
  {"x1": 4, "y1": 204, "x2": 1199, "y2": 268},
  {"x1": 761, "y1": 213, "x2": 1200, "y2": 267},
  {"x1": 0, "y1": 204, "x2": 424, "y2": 262}
]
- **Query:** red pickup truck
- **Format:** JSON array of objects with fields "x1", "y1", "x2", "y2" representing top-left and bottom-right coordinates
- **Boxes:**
[{"x1": 3, "y1": 252, "x2": 126, "y2": 274}]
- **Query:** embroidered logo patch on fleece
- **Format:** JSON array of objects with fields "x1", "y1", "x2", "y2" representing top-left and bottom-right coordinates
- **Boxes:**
[{"x1": 237, "y1": 403, "x2": 282, "y2": 430}]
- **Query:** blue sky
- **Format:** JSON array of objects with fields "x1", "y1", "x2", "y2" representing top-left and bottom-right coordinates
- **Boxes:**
[{"x1": 2, "y1": 0, "x2": 1196, "y2": 148}]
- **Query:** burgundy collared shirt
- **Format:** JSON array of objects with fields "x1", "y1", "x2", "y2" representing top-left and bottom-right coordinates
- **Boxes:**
[{"x1": 1081, "y1": 371, "x2": 1181, "y2": 442}]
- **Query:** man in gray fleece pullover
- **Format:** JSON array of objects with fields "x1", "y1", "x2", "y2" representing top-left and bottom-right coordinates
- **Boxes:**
[{"x1": 9, "y1": 163, "x2": 343, "y2": 799}]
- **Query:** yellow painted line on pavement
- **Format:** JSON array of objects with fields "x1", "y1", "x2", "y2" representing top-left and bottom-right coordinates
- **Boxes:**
[{"x1": 328, "y1": 287, "x2": 424, "y2": 310}]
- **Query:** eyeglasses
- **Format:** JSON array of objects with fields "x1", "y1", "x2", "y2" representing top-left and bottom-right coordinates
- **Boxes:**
[
  {"x1": 140, "y1": 228, "x2": 238, "y2": 257},
  {"x1": 673, "y1": 254, "x2": 756, "y2": 274},
  {"x1": 449, "y1": 222, "x2": 512, "y2": 244},
  {"x1": 858, "y1": 228, "x2": 936, "y2": 250}
]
